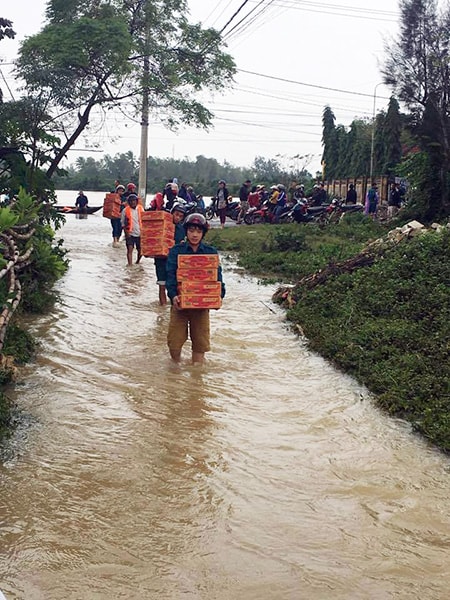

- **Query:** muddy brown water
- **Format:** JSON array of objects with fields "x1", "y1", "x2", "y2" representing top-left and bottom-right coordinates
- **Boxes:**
[{"x1": 1, "y1": 194, "x2": 449, "y2": 599}]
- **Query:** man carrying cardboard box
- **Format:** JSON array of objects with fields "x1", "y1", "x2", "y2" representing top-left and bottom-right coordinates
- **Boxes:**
[{"x1": 166, "y1": 213, "x2": 225, "y2": 364}]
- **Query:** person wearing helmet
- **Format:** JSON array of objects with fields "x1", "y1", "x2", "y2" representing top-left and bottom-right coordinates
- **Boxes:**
[
  {"x1": 166, "y1": 213, "x2": 225, "y2": 364},
  {"x1": 153, "y1": 203, "x2": 186, "y2": 305},
  {"x1": 163, "y1": 181, "x2": 179, "y2": 210},
  {"x1": 273, "y1": 184, "x2": 287, "y2": 223},
  {"x1": 122, "y1": 182, "x2": 138, "y2": 206}
]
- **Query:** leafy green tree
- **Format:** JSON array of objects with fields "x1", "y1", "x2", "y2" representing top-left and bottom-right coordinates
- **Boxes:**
[
  {"x1": 14, "y1": 0, "x2": 236, "y2": 182},
  {"x1": 382, "y1": 0, "x2": 450, "y2": 219}
]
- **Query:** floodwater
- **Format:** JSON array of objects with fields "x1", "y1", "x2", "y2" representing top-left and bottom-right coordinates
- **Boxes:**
[{"x1": 1, "y1": 192, "x2": 449, "y2": 599}]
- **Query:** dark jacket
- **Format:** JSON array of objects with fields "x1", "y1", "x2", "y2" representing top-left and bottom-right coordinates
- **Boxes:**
[
  {"x1": 346, "y1": 188, "x2": 357, "y2": 204},
  {"x1": 166, "y1": 240, "x2": 225, "y2": 301},
  {"x1": 239, "y1": 183, "x2": 250, "y2": 203}
]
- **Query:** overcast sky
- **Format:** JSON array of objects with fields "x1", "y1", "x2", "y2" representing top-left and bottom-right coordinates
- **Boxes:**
[{"x1": 0, "y1": 0, "x2": 400, "y2": 175}]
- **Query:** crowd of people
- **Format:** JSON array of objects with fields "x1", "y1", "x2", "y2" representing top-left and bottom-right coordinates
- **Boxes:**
[
  {"x1": 101, "y1": 175, "x2": 406, "y2": 364},
  {"x1": 108, "y1": 179, "x2": 225, "y2": 365}
]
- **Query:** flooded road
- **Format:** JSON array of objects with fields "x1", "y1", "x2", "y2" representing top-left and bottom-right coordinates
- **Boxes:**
[{"x1": 1, "y1": 200, "x2": 449, "y2": 599}]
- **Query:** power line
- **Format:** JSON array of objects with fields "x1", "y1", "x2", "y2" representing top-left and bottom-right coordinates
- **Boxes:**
[{"x1": 238, "y1": 68, "x2": 391, "y2": 99}]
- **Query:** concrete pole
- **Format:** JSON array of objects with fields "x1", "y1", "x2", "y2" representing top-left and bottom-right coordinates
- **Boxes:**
[{"x1": 138, "y1": 55, "x2": 149, "y2": 207}]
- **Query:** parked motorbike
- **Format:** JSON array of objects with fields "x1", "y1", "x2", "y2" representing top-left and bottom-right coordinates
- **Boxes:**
[
  {"x1": 171, "y1": 197, "x2": 198, "y2": 218},
  {"x1": 244, "y1": 201, "x2": 274, "y2": 224},
  {"x1": 326, "y1": 197, "x2": 364, "y2": 223},
  {"x1": 244, "y1": 201, "x2": 291, "y2": 225},
  {"x1": 289, "y1": 199, "x2": 329, "y2": 225},
  {"x1": 205, "y1": 199, "x2": 241, "y2": 221}
]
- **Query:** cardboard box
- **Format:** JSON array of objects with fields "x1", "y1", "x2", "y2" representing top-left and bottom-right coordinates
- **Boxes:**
[
  {"x1": 141, "y1": 210, "x2": 173, "y2": 223},
  {"x1": 177, "y1": 254, "x2": 219, "y2": 269},
  {"x1": 178, "y1": 281, "x2": 222, "y2": 295},
  {"x1": 141, "y1": 221, "x2": 175, "y2": 235},
  {"x1": 141, "y1": 239, "x2": 174, "y2": 258},
  {"x1": 102, "y1": 193, "x2": 121, "y2": 218},
  {"x1": 177, "y1": 267, "x2": 218, "y2": 282},
  {"x1": 179, "y1": 294, "x2": 222, "y2": 310},
  {"x1": 141, "y1": 231, "x2": 175, "y2": 244}
]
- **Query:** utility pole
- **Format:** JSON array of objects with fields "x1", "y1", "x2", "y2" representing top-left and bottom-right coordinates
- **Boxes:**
[
  {"x1": 138, "y1": 54, "x2": 149, "y2": 207},
  {"x1": 138, "y1": 5, "x2": 150, "y2": 207}
]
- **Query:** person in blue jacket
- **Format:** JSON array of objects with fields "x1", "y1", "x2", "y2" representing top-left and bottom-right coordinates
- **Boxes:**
[
  {"x1": 166, "y1": 213, "x2": 225, "y2": 364},
  {"x1": 154, "y1": 203, "x2": 186, "y2": 306}
]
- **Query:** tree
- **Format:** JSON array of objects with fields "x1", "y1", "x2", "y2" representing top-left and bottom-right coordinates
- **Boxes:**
[
  {"x1": 321, "y1": 106, "x2": 338, "y2": 179},
  {"x1": 379, "y1": 97, "x2": 403, "y2": 175},
  {"x1": 0, "y1": 15, "x2": 15, "y2": 101},
  {"x1": 382, "y1": 0, "x2": 450, "y2": 219},
  {"x1": 14, "y1": 0, "x2": 236, "y2": 184}
]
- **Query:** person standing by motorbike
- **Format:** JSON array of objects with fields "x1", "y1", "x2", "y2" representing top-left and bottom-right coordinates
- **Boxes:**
[
  {"x1": 236, "y1": 179, "x2": 251, "y2": 224},
  {"x1": 346, "y1": 183, "x2": 357, "y2": 204},
  {"x1": 273, "y1": 184, "x2": 287, "y2": 223},
  {"x1": 215, "y1": 180, "x2": 230, "y2": 229}
]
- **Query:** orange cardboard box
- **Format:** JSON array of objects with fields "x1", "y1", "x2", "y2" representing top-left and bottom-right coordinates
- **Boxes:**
[
  {"x1": 141, "y1": 210, "x2": 173, "y2": 223},
  {"x1": 102, "y1": 193, "x2": 121, "y2": 218},
  {"x1": 179, "y1": 294, "x2": 222, "y2": 310},
  {"x1": 141, "y1": 223, "x2": 175, "y2": 240},
  {"x1": 178, "y1": 281, "x2": 222, "y2": 295},
  {"x1": 177, "y1": 267, "x2": 218, "y2": 282},
  {"x1": 177, "y1": 254, "x2": 219, "y2": 269},
  {"x1": 142, "y1": 240, "x2": 174, "y2": 258},
  {"x1": 142, "y1": 219, "x2": 175, "y2": 233},
  {"x1": 141, "y1": 231, "x2": 174, "y2": 245}
]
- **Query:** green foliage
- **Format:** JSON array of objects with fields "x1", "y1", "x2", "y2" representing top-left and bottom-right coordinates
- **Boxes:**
[
  {"x1": 0, "y1": 207, "x2": 19, "y2": 232},
  {"x1": 383, "y1": 0, "x2": 450, "y2": 219},
  {"x1": 12, "y1": 0, "x2": 237, "y2": 179},
  {"x1": 20, "y1": 233, "x2": 69, "y2": 313},
  {"x1": 52, "y1": 152, "x2": 315, "y2": 197},
  {"x1": 212, "y1": 221, "x2": 450, "y2": 451},
  {"x1": 209, "y1": 218, "x2": 385, "y2": 282},
  {"x1": 3, "y1": 323, "x2": 36, "y2": 366},
  {"x1": 286, "y1": 230, "x2": 450, "y2": 452}
]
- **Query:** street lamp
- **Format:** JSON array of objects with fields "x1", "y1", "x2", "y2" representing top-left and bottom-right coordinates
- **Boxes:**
[{"x1": 369, "y1": 82, "x2": 384, "y2": 181}]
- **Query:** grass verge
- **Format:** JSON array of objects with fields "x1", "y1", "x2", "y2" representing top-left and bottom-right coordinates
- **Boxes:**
[{"x1": 209, "y1": 216, "x2": 450, "y2": 453}]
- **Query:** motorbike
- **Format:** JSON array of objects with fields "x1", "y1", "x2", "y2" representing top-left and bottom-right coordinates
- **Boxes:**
[
  {"x1": 171, "y1": 197, "x2": 198, "y2": 217},
  {"x1": 205, "y1": 199, "x2": 241, "y2": 221},
  {"x1": 244, "y1": 201, "x2": 291, "y2": 225},
  {"x1": 287, "y1": 199, "x2": 330, "y2": 225},
  {"x1": 326, "y1": 197, "x2": 364, "y2": 223}
]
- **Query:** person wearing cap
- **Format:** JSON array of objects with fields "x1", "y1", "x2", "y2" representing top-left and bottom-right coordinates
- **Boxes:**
[
  {"x1": 121, "y1": 193, "x2": 144, "y2": 265},
  {"x1": 154, "y1": 203, "x2": 186, "y2": 305},
  {"x1": 166, "y1": 213, "x2": 225, "y2": 364}
]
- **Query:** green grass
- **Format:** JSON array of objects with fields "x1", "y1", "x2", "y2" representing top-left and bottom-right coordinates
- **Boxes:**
[{"x1": 209, "y1": 218, "x2": 450, "y2": 453}]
